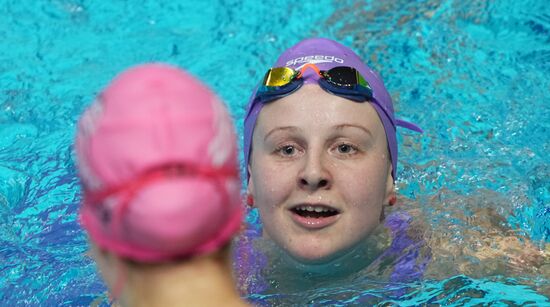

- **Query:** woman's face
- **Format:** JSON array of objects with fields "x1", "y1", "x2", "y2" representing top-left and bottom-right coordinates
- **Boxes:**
[{"x1": 248, "y1": 85, "x2": 394, "y2": 264}]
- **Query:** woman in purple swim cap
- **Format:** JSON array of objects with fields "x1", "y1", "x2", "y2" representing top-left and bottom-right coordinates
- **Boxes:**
[
  {"x1": 234, "y1": 38, "x2": 429, "y2": 297},
  {"x1": 241, "y1": 37, "x2": 422, "y2": 264}
]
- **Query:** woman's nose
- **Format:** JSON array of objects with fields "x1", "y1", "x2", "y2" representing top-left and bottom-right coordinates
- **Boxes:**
[{"x1": 297, "y1": 151, "x2": 332, "y2": 191}]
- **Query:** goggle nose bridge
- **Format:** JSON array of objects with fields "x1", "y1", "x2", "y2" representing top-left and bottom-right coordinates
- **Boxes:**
[{"x1": 296, "y1": 63, "x2": 323, "y2": 78}]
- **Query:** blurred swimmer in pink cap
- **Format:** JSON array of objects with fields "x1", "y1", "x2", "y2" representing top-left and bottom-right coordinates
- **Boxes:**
[{"x1": 75, "y1": 63, "x2": 248, "y2": 306}]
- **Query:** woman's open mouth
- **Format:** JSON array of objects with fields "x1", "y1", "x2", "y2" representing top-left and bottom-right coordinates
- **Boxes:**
[{"x1": 289, "y1": 204, "x2": 341, "y2": 229}]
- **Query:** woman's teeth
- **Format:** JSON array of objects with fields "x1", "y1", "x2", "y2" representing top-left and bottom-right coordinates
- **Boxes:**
[{"x1": 292, "y1": 205, "x2": 339, "y2": 217}]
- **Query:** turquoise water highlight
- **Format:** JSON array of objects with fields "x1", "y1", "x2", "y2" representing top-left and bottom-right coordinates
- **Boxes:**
[{"x1": 1, "y1": 0, "x2": 549, "y2": 305}]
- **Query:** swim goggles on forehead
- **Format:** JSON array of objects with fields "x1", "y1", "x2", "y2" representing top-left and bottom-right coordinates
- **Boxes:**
[
  {"x1": 253, "y1": 63, "x2": 423, "y2": 133},
  {"x1": 255, "y1": 63, "x2": 374, "y2": 104}
]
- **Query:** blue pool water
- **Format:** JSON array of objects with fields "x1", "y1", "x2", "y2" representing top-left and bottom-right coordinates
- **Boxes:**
[{"x1": 1, "y1": 0, "x2": 549, "y2": 305}]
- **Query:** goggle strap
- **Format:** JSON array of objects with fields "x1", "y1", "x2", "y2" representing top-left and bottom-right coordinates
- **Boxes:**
[
  {"x1": 84, "y1": 163, "x2": 237, "y2": 209},
  {"x1": 395, "y1": 118, "x2": 423, "y2": 133}
]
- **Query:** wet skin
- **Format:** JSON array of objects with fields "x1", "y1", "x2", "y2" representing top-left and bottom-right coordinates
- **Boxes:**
[{"x1": 248, "y1": 84, "x2": 394, "y2": 264}]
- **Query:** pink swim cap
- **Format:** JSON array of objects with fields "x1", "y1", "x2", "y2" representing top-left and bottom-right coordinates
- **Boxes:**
[{"x1": 75, "y1": 63, "x2": 242, "y2": 262}]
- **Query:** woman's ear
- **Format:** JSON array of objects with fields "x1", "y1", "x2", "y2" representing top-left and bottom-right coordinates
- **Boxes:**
[
  {"x1": 246, "y1": 165, "x2": 255, "y2": 207},
  {"x1": 247, "y1": 165, "x2": 253, "y2": 193},
  {"x1": 385, "y1": 165, "x2": 396, "y2": 207}
]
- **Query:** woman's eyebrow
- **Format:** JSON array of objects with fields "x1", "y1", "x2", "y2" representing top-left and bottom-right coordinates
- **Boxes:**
[
  {"x1": 334, "y1": 124, "x2": 373, "y2": 137},
  {"x1": 264, "y1": 126, "x2": 301, "y2": 141}
]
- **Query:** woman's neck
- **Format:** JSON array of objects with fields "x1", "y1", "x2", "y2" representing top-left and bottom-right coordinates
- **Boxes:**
[
  {"x1": 119, "y1": 254, "x2": 247, "y2": 307},
  {"x1": 256, "y1": 223, "x2": 392, "y2": 295}
]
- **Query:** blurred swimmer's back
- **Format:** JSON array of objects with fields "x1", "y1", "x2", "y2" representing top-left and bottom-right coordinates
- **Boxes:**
[{"x1": 75, "y1": 63, "x2": 249, "y2": 307}]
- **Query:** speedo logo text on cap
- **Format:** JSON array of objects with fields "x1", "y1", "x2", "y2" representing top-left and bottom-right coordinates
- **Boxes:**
[{"x1": 285, "y1": 55, "x2": 344, "y2": 66}]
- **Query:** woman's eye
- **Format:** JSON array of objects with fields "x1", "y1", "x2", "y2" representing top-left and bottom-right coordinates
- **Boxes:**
[
  {"x1": 278, "y1": 145, "x2": 297, "y2": 156},
  {"x1": 336, "y1": 143, "x2": 357, "y2": 154}
]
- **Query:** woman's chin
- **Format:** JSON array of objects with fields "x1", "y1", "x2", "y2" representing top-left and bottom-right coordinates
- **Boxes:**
[
  {"x1": 283, "y1": 244, "x2": 353, "y2": 265},
  {"x1": 288, "y1": 250, "x2": 338, "y2": 265}
]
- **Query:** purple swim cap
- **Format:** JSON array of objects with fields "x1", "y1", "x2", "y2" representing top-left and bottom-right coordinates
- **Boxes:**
[{"x1": 243, "y1": 38, "x2": 422, "y2": 180}]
